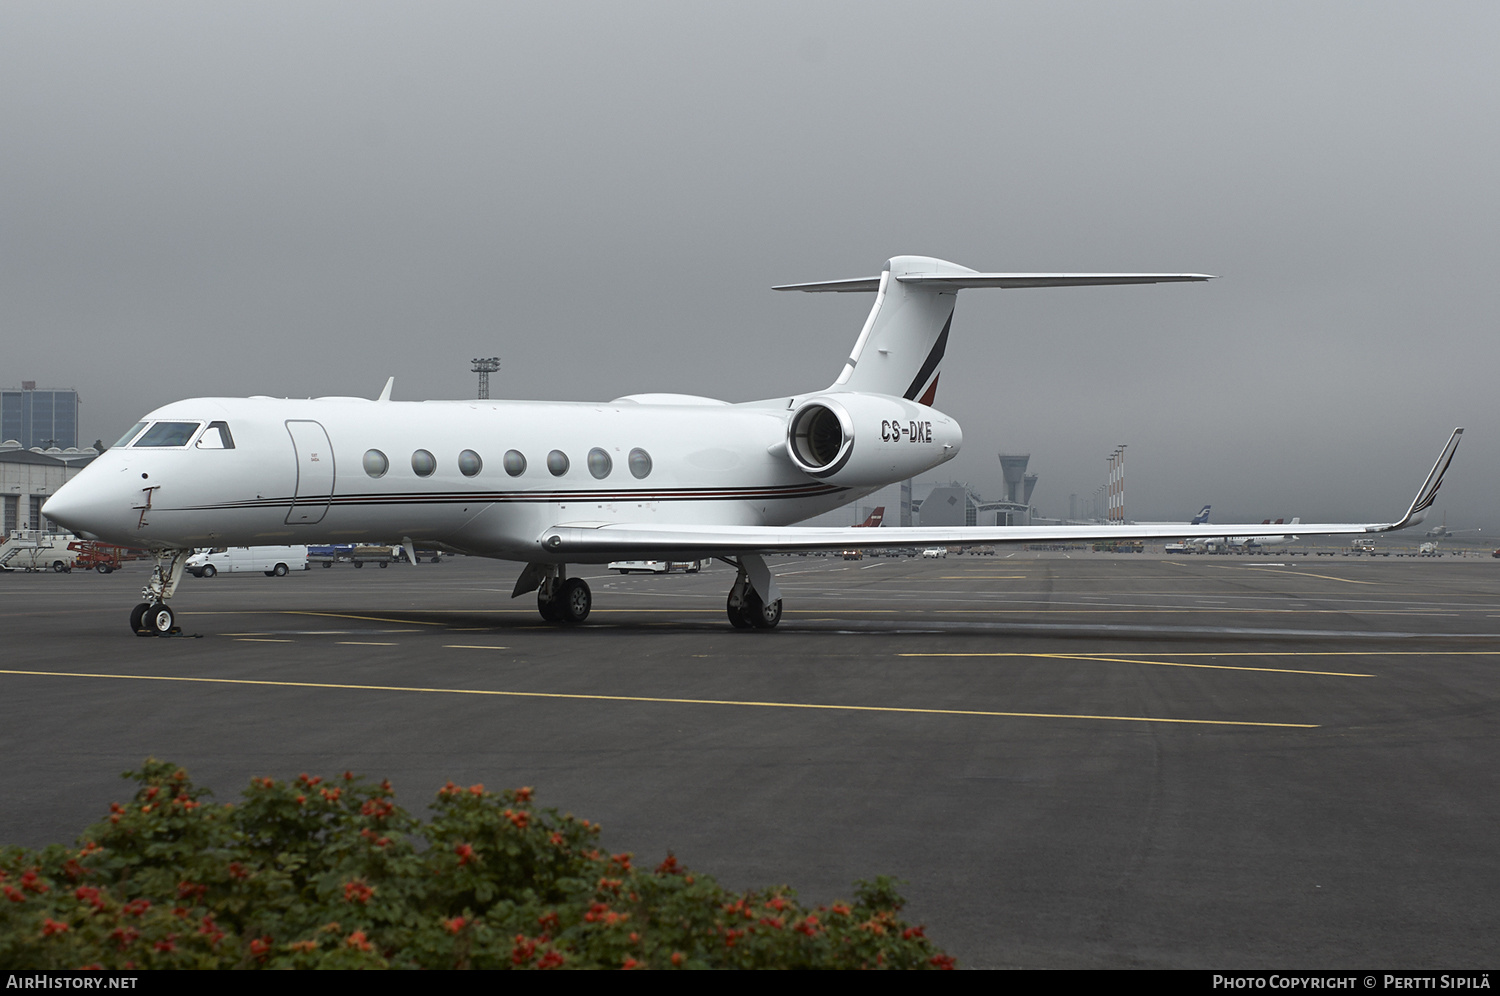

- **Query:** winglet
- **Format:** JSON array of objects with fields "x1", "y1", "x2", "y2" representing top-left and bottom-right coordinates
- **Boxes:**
[
  {"x1": 377, "y1": 377, "x2": 395, "y2": 402},
  {"x1": 1383, "y1": 428, "x2": 1464, "y2": 531}
]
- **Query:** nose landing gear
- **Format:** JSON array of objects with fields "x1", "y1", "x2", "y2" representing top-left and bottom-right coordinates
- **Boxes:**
[{"x1": 128, "y1": 548, "x2": 190, "y2": 637}]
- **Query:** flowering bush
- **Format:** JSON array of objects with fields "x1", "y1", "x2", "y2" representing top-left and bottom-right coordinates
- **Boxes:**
[{"x1": 0, "y1": 760, "x2": 954, "y2": 969}]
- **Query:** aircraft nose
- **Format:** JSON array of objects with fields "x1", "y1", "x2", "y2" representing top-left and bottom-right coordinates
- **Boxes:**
[
  {"x1": 41, "y1": 482, "x2": 88, "y2": 534},
  {"x1": 43, "y1": 476, "x2": 121, "y2": 541}
]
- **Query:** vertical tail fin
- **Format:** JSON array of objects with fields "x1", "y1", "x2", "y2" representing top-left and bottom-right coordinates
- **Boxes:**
[
  {"x1": 775, "y1": 257, "x2": 1213, "y2": 403},
  {"x1": 829, "y1": 257, "x2": 971, "y2": 402}
]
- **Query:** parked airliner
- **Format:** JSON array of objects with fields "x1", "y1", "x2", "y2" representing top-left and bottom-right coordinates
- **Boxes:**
[{"x1": 41, "y1": 255, "x2": 1463, "y2": 635}]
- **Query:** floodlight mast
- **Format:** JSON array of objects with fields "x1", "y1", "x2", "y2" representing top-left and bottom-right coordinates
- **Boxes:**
[{"x1": 471, "y1": 357, "x2": 501, "y2": 400}]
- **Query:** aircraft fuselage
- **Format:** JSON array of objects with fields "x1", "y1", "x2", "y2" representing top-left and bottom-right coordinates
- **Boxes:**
[{"x1": 48, "y1": 394, "x2": 961, "y2": 563}]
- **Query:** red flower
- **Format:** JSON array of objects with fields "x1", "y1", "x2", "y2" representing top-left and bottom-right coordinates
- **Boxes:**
[
  {"x1": 343, "y1": 879, "x2": 375, "y2": 904},
  {"x1": 42, "y1": 918, "x2": 70, "y2": 936},
  {"x1": 444, "y1": 917, "x2": 466, "y2": 935},
  {"x1": 346, "y1": 930, "x2": 372, "y2": 952},
  {"x1": 515, "y1": 786, "x2": 533, "y2": 802},
  {"x1": 249, "y1": 936, "x2": 272, "y2": 960},
  {"x1": 454, "y1": 843, "x2": 475, "y2": 865},
  {"x1": 74, "y1": 886, "x2": 105, "y2": 910}
]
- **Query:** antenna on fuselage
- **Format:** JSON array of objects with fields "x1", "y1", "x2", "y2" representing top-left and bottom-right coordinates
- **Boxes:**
[{"x1": 377, "y1": 377, "x2": 395, "y2": 402}]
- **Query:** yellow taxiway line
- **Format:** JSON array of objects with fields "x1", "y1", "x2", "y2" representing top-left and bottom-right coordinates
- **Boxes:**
[
  {"x1": 898, "y1": 652, "x2": 1372, "y2": 677},
  {"x1": 0, "y1": 669, "x2": 1315, "y2": 728}
]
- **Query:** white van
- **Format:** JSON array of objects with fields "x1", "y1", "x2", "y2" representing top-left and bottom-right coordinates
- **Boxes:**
[
  {"x1": 187, "y1": 546, "x2": 309, "y2": 578},
  {"x1": 608, "y1": 560, "x2": 707, "y2": 574}
]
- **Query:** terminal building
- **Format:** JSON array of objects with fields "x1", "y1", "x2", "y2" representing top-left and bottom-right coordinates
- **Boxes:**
[
  {"x1": 1, "y1": 443, "x2": 97, "y2": 535},
  {"x1": 804, "y1": 453, "x2": 1049, "y2": 529},
  {"x1": 2, "y1": 383, "x2": 81, "y2": 451}
]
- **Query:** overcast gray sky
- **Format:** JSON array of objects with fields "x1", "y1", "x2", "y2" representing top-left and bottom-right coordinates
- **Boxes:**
[{"x1": 4, "y1": 2, "x2": 1496, "y2": 528}]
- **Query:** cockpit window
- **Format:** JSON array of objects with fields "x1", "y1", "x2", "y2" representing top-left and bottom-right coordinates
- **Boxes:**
[
  {"x1": 133, "y1": 421, "x2": 202, "y2": 448},
  {"x1": 195, "y1": 421, "x2": 235, "y2": 449},
  {"x1": 113, "y1": 422, "x2": 148, "y2": 448}
]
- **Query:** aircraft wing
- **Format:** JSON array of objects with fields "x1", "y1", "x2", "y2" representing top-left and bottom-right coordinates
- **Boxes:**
[{"x1": 540, "y1": 429, "x2": 1463, "y2": 559}]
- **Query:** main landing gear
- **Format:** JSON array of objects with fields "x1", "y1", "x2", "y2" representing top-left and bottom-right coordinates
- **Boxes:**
[
  {"x1": 724, "y1": 555, "x2": 782, "y2": 630},
  {"x1": 514, "y1": 556, "x2": 782, "y2": 629},
  {"x1": 129, "y1": 548, "x2": 190, "y2": 637},
  {"x1": 534, "y1": 568, "x2": 592, "y2": 624}
]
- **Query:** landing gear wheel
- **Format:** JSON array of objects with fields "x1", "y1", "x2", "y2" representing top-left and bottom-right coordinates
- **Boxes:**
[
  {"x1": 202, "y1": 564, "x2": 217, "y2": 578},
  {"x1": 749, "y1": 596, "x2": 783, "y2": 630},
  {"x1": 727, "y1": 591, "x2": 752, "y2": 629},
  {"x1": 538, "y1": 589, "x2": 562, "y2": 622},
  {"x1": 145, "y1": 603, "x2": 175, "y2": 636},
  {"x1": 559, "y1": 578, "x2": 592, "y2": 623},
  {"x1": 738, "y1": 589, "x2": 782, "y2": 630},
  {"x1": 130, "y1": 602, "x2": 151, "y2": 636}
]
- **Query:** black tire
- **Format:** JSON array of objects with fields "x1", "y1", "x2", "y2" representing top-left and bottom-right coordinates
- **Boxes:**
[
  {"x1": 264, "y1": 570, "x2": 274, "y2": 577},
  {"x1": 129, "y1": 602, "x2": 151, "y2": 636},
  {"x1": 746, "y1": 591, "x2": 783, "y2": 630},
  {"x1": 146, "y1": 603, "x2": 175, "y2": 635},
  {"x1": 323, "y1": 561, "x2": 332, "y2": 568},
  {"x1": 355, "y1": 561, "x2": 364, "y2": 568},
  {"x1": 52, "y1": 561, "x2": 65, "y2": 573},
  {"x1": 727, "y1": 591, "x2": 752, "y2": 629},
  {"x1": 379, "y1": 561, "x2": 387, "y2": 568},
  {"x1": 96, "y1": 564, "x2": 111, "y2": 574},
  {"x1": 202, "y1": 564, "x2": 217, "y2": 578},
  {"x1": 559, "y1": 578, "x2": 592, "y2": 623},
  {"x1": 538, "y1": 589, "x2": 562, "y2": 622},
  {"x1": 273, "y1": 563, "x2": 289, "y2": 577}
]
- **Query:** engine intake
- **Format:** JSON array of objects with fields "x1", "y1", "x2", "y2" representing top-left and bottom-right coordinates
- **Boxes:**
[
  {"x1": 787, "y1": 401, "x2": 854, "y2": 477},
  {"x1": 784, "y1": 394, "x2": 962, "y2": 487}
]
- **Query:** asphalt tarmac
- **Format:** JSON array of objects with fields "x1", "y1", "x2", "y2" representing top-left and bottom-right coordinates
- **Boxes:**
[{"x1": 2, "y1": 551, "x2": 1497, "y2": 968}]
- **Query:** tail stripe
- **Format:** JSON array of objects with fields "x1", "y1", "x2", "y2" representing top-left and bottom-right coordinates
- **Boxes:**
[{"x1": 903, "y1": 312, "x2": 952, "y2": 402}]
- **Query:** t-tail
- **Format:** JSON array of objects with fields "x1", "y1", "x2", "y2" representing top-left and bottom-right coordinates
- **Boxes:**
[{"x1": 775, "y1": 256, "x2": 1214, "y2": 404}]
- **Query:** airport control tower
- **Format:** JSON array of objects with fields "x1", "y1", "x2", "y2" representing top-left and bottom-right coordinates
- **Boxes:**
[{"x1": 997, "y1": 453, "x2": 1033, "y2": 526}]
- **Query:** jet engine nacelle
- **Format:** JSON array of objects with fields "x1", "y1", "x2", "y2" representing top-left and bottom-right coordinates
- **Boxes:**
[{"x1": 785, "y1": 393, "x2": 961, "y2": 487}]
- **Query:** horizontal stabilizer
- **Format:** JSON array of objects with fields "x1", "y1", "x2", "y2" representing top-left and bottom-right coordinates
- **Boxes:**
[{"x1": 774, "y1": 273, "x2": 1214, "y2": 292}]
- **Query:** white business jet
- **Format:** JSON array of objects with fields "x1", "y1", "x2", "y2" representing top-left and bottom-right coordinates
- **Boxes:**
[{"x1": 41, "y1": 255, "x2": 1462, "y2": 636}]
